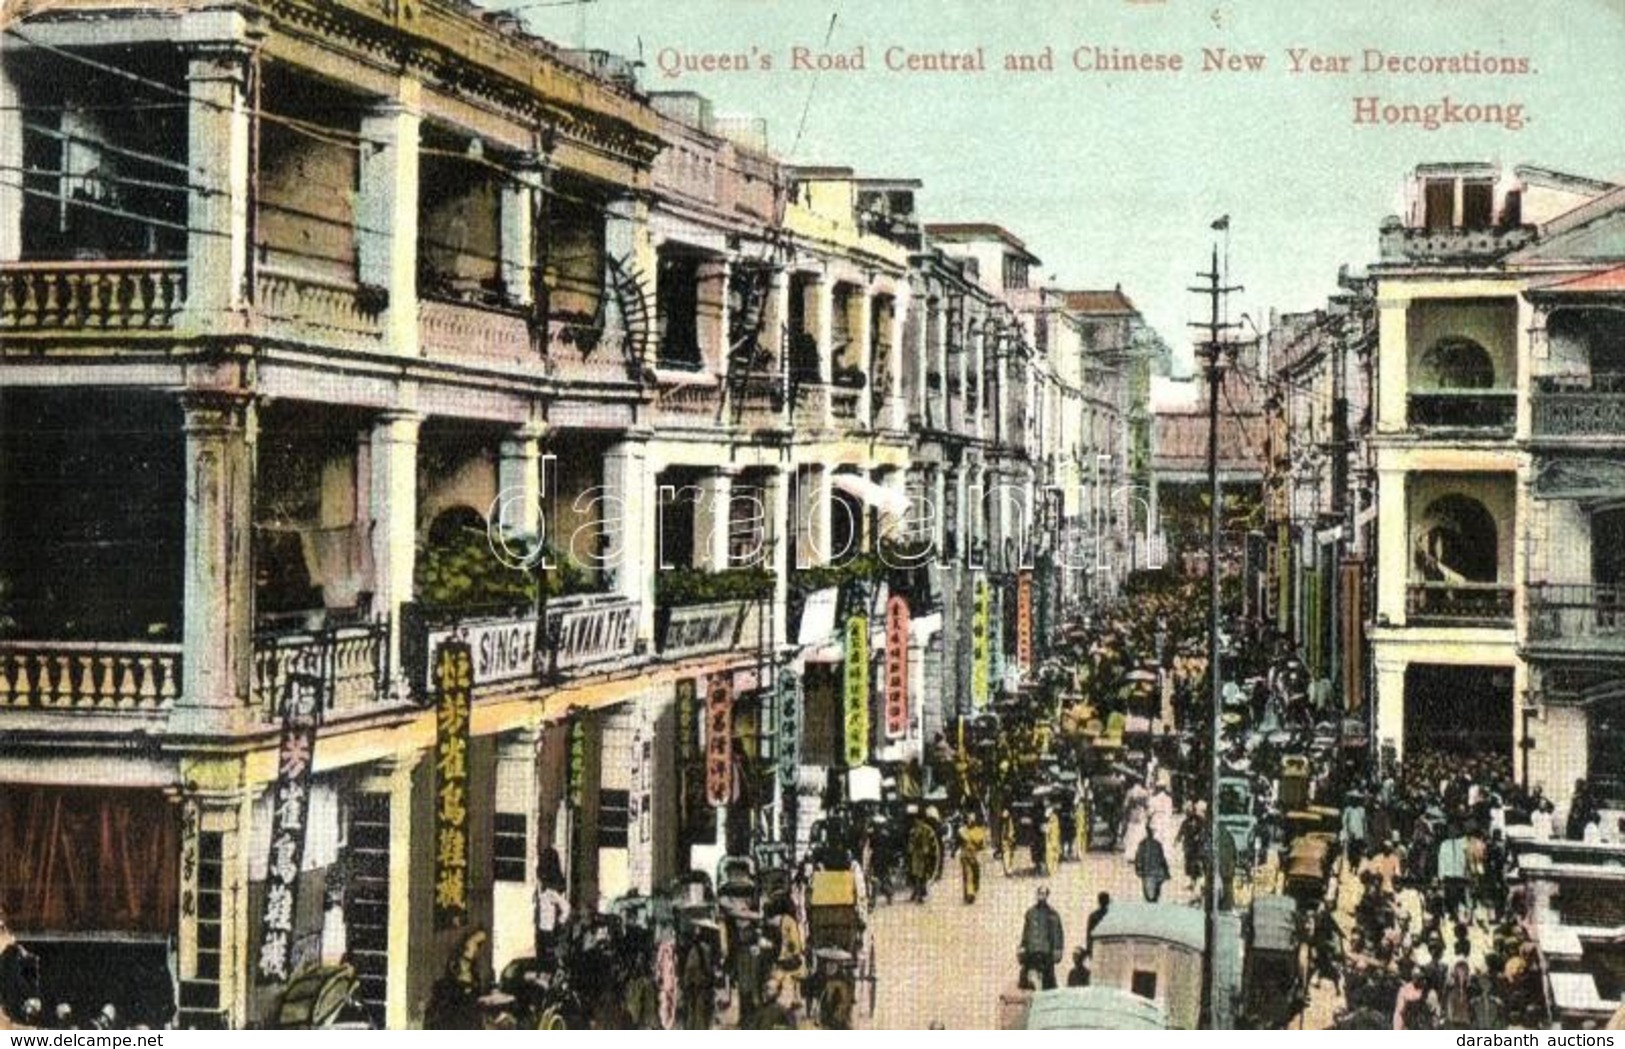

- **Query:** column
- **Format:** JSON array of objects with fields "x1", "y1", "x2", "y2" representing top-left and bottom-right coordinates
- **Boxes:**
[
  {"x1": 812, "y1": 275, "x2": 834, "y2": 385},
  {"x1": 500, "y1": 161, "x2": 539, "y2": 308},
  {"x1": 358, "y1": 83, "x2": 421, "y2": 354},
  {"x1": 931, "y1": 299, "x2": 949, "y2": 430},
  {"x1": 178, "y1": 391, "x2": 254, "y2": 730},
  {"x1": 191, "y1": 786, "x2": 254, "y2": 1028},
  {"x1": 493, "y1": 727, "x2": 543, "y2": 972},
  {"x1": 360, "y1": 753, "x2": 422, "y2": 1031},
  {"x1": 931, "y1": 467, "x2": 950, "y2": 557},
  {"x1": 888, "y1": 285, "x2": 909, "y2": 431},
  {"x1": 496, "y1": 421, "x2": 546, "y2": 542},
  {"x1": 766, "y1": 466, "x2": 791, "y2": 646},
  {"x1": 1374, "y1": 657, "x2": 1406, "y2": 765},
  {"x1": 0, "y1": 58, "x2": 20, "y2": 260},
  {"x1": 797, "y1": 464, "x2": 833, "y2": 568},
  {"x1": 694, "y1": 468, "x2": 736, "y2": 572},
  {"x1": 854, "y1": 287, "x2": 873, "y2": 424},
  {"x1": 699, "y1": 257, "x2": 732, "y2": 372},
  {"x1": 370, "y1": 411, "x2": 420, "y2": 693},
  {"x1": 185, "y1": 45, "x2": 251, "y2": 317},
  {"x1": 604, "y1": 431, "x2": 655, "y2": 642},
  {"x1": 1375, "y1": 466, "x2": 1408, "y2": 625},
  {"x1": 1375, "y1": 298, "x2": 1408, "y2": 433}
]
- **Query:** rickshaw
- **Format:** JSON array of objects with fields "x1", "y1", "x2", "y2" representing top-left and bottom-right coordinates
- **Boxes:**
[
  {"x1": 1281, "y1": 832, "x2": 1337, "y2": 910},
  {"x1": 717, "y1": 854, "x2": 760, "y2": 914},
  {"x1": 1241, "y1": 893, "x2": 1304, "y2": 1028},
  {"x1": 804, "y1": 869, "x2": 877, "y2": 1028},
  {"x1": 274, "y1": 963, "x2": 371, "y2": 1029},
  {"x1": 1217, "y1": 775, "x2": 1257, "y2": 857},
  {"x1": 1000, "y1": 795, "x2": 1051, "y2": 876},
  {"x1": 1087, "y1": 772, "x2": 1127, "y2": 852},
  {"x1": 1000, "y1": 986, "x2": 1170, "y2": 1030}
]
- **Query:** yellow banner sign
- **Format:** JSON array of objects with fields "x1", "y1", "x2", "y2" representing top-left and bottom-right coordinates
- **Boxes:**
[
  {"x1": 844, "y1": 615, "x2": 870, "y2": 766},
  {"x1": 884, "y1": 595, "x2": 910, "y2": 740}
]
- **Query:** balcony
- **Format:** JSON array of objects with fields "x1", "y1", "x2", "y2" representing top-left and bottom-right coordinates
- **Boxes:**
[
  {"x1": 0, "y1": 641, "x2": 181, "y2": 712},
  {"x1": 254, "y1": 268, "x2": 386, "y2": 354},
  {"x1": 1532, "y1": 375, "x2": 1625, "y2": 440},
  {"x1": 0, "y1": 261, "x2": 186, "y2": 332},
  {"x1": 1406, "y1": 582, "x2": 1514, "y2": 626},
  {"x1": 1527, "y1": 583, "x2": 1625, "y2": 652},
  {"x1": 419, "y1": 296, "x2": 533, "y2": 368},
  {"x1": 251, "y1": 620, "x2": 392, "y2": 723},
  {"x1": 1407, "y1": 390, "x2": 1516, "y2": 432},
  {"x1": 793, "y1": 382, "x2": 832, "y2": 430},
  {"x1": 654, "y1": 374, "x2": 722, "y2": 427},
  {"x1": 831, "y1": 388, "x2": 862, "y2": 425},
  {"x1": 1378, "y1": 221, "x2": 1537, "y2": 264},
  {"x1": 732, "y1": 373, "x2": 788, "y2": 431},
  {"x1": 544, "y1": 316, "x2": 643, "y2": 385}
]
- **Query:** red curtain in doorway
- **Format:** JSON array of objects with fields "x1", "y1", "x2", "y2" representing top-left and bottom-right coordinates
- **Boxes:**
[{"x1": 0, "y1": 787, "x2": 178, "y2": 935}]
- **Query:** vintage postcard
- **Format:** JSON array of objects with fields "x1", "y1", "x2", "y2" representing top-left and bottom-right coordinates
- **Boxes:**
[{"x1": 0, "y1": 0, "x2": 1622, "y2": 1033}]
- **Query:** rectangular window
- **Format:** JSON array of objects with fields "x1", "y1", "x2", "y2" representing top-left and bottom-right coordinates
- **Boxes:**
[
  {"x1": 1461, "y1": 181, "x2": 1494, "y2": 229},
  {"x1": 546, "y1": 186, "x2": 605, "y2": 321},
  {"x1": 598, "y1": 789, "x2": 630, "y2": 848},
  {"x1": 1131, "y1": 970, "x2": 1158, "y2": 1001},
  {"x1": 656, "y1": 251, "x2": 703, "y2": 367},
  {"x1": 492, "y1": 812, "x2": 527, "y2": 882},
  {"x1": 1423, "y1": 180, "x2": 1455, "y2": 230}
]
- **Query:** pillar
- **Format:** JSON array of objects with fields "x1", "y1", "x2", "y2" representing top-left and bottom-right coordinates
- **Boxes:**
[
  {"x1": 493, "y1": 727, "x2": 543, "y2": 972},
  {"x1": 797, "y1": 464, "x2": 833, "y2": 568},
  {"x1": 694, "y1": 468, "x2": 736, "y2": 572},
  {"x1": 766, "y1": 466, "x2": 791, "y2": 646},
  {"x1": 812, "y1": 275, "x2": 834, "y2": 385},
  {"x1": 888, "y1": 285, "x2": 909, "y2": 431},
  {"x1": 360, "y1": 753, "x2": 422, "y2": 1031},
  {"x1": 185, "y1": 45, "x2": 251, "y2": 317},
  {"x1": 699, "y1": 257, "x2": 732, "y2": 372},
  {"x1": 178, "y1": 391, "x2": 254, "y2": 729},
  {"x1": 0, "y1": 57, "x2": 20, "y2": 261},
  {"x1": 358, "y1": 84, "x2": 421, "y2": 354},
  {"x1": 604, "y1": 430, "x2": 655, "y2": 642},
  {"x1": 1374, "y1": 656, "x2": 1406, "y2": 765},
  {"x1": 854, "y1": 287, "x2": 873, "y2": 424},
  {"x1": 1376, "y1": 298, "x2": 1408, "y2": 433},
  {"x1": 500, "y1": 161, "x2": 539, "y2": 308},
  {"x1": 370, "y1": 411, "x2": 420, "y2": 694},
  {"x1": 496, "y1": 421, "x2": 545, "y2": 542},
  {"x1": 1375, "y1": 466, "x2": 1408, "y2": 625},
  {"x1": 191, "y1": 787, "x2": 254, "y2": 1028}
]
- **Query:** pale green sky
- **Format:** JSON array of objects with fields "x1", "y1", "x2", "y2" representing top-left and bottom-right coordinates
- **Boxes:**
[{"x1": 510, "y1": 0, "x2": 1625, "y2": 369}]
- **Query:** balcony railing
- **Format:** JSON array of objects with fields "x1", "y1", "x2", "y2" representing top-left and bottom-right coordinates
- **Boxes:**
[
  {"x1": 655, "y1": 375, "x2": 722, "y2": 424},
  {"x1": 546, "y1": 594, "x2": 640, "y2": 673},
  {"x1": 1378, "y1": 222, "x2": 1537, "y2": 263},
  {"x1": 831, "y1": 388, "x2": 861, "y2": 424},
  {"x1": 0, "y1": 261, "x2": 186, "y2": 331},
  {"x1": 545, "y1": 317, "x2": 643, "y2": 384},
  {"x1": 254, "y1": 268, "x2": 386, "y2": 352},
  {"x1": 732, "y1": 373, "x2": 788, "y2": 430},
  {"x1": 0, "y1": 641, "x2": 181, "y2": 712},
  {"x1": 252, "y1": 620, "x2": 391, "y2": 722},
  {"x1": 1406, "y1": 582, "x2": 1514, "y2": 625},
  {"x1": 419, "y1": 296, "x2": 532, "y2": 366},
  {"x1": 1526, "y1": 583, "x2": 1625, "y2": 645},
  {"x1": 793, "y1": 383, "x2": 832, "y2": 430},
  {"x1": 1531, "y1": 375, "x2": 1625, "y2": 438},
  {"x1": 1407, "y1": 390, "x2": 1516, "y2": 431}
]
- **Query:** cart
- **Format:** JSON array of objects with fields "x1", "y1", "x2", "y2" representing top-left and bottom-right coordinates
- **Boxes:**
[
  {"x1": 1241, "y1": 894, "x2": 1304, "y2": 1028},
  {"x1": 1281, "y1": 833, "x2": 1337, "y2": 910},
  {"x1": 1087, "y1": 773, "x2": 1127, "y2": 852},
  {"x1": 804, "y1": 869, "x2": 877, "y2": 1028}
]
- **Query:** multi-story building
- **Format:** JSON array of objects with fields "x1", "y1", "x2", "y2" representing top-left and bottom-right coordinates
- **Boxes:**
[{"x1": 1366, "y1": 163, "x2": 1617, "y2": 780}]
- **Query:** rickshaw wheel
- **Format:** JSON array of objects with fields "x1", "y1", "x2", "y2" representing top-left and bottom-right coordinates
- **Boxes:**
[
  {"x1": 863, "y1": 939, "x2": 878, "y2": 1017},
  {"x1": 1044, "y1": 815, "x2": 1061, "y2": 875},
  {"x1": 820, "y1": 977, "x2": 855, "y2": 1030},
  {"x1": 925, "y1": 830, "x2": 944, "y2": 883},
  {"x1": 535, "y1": 1005, "x2": 568, "y2": 1031},
  {"x1": 999, "y1": 825, "x2": 1016, "y2": 876}
]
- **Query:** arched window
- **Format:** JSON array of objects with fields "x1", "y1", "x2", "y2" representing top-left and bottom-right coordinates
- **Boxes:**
[
  {"x1": 1421, "y1": 337, "x2": 1495, "y2": 389},
  {"x1": 428, "y1": 505, "x2": 487, "y2": 548},
  {"x1": 1414, "y1": 494, "x2": 1498, "y2": 583}
]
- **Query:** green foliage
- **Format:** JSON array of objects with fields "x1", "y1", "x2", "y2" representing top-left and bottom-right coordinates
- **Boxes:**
[
  {"x1": 655, "y1": 566, "x2": 775, "y2": 607},
  {"x1": 416, "y1": 529, "x2": 592, "y2": 611}
]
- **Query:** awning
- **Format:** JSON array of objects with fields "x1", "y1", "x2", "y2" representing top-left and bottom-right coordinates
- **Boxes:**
[{"x1": 830, "y1": 472, "x2": 910, "y2": 516}]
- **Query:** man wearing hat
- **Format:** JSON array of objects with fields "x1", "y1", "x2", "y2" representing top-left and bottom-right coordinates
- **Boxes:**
[{"x1": 1018, "y1": 886, "x2": 1065, "y2": 991}]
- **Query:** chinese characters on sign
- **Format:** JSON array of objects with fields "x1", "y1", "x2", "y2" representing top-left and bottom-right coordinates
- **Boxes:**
[
  {"x1": 844, "y1": 615, "x2": 870, "y2": 766},
  {"x1": 884, "y1": 596, "x2": 910, "y2": 740},
  {"x1": 257, "y1": 672, "x2": 322, "y2": 985},
  {"x1": 776, "y1": 668, "x2": 801, "y2": 789},
  {"x1": 1017, "y1": 570, "x2": 1034, "y2": 675},
  {"x1": 705, "y1": 673, "x2": 734, "y2": 807},
  {"x1": 433, "y1": 641, "x2": 473, "y2": 929},
  {"x1": 971, "y1": 580, "x2": 990, "y2": 708}
]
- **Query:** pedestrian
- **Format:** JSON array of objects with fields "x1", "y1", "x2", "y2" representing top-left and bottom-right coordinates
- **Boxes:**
[
  {"x1": 1065, "y1": 948, "x2": 1092, "y2": 987},
  {"x1": 1018, "y1": 886, "x2": 1065, "y2": 991},
  {"x1": 1341, "y1": 791, "x2": 1368, "y2": 874},
  {"x1": 533, "y1": 867, "x2": 571, "y2": 970},
  {"x1": 906, "y1": 814, "x2": 938, "y2": 903},
  {"x1": 1134, "y1": 825, "x2": 1171, "y2": 903},
  {"x1": 680, "y1": 930, "x2": 717, "y2": 1030},
  {"x1": 1085, "y1": 892, "x2": 1111, "y2": 955},
  {"x1": 958, "y1": 811, "x2": 988, "y2": 904}
]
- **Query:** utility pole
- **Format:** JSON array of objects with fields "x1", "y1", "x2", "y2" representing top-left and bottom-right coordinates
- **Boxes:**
[{"x1": 1191, "y1": 237, "x2": 1241, "y2": 1031}]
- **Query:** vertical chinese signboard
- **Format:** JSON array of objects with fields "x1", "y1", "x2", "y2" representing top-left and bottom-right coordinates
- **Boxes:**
[
  {"x1": 971, "y1": 579, "x2": 990, "y2": 708},
  {"x1": 705, "y1": 673, "x2": 734, "y2": 808},
  {"x1": 844, "y1": 615, "x2": 870, "y2": 766},
  {"x1": 257, "y1": 672, "x2": 322, "y2": 984},
  {"x1": 433, "y1": 641, "x2": 473, "y2": 929},
  {"x1": 776, "y1": 668, "x2": 801, "y2": 789},
  {"x1": 884, "y1": 596, "x2": 910, "y2": 740},
  {"x1": 1016, "y1": 570, "x2": 1034, "y2": 676}
]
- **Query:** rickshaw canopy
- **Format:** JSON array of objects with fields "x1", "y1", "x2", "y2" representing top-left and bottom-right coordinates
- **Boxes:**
[
  {"x1": 1249, "y1": 894, "x2": 1298, "y2": 953},
  {"x1": 1023, "y1": 987, "x2": 1168, "y2": 1030}
]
